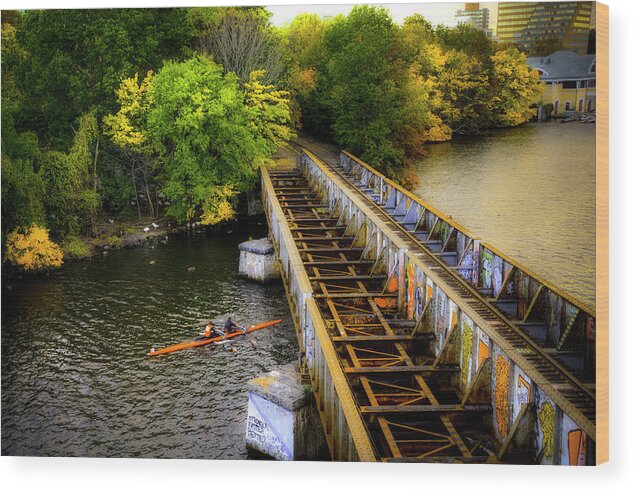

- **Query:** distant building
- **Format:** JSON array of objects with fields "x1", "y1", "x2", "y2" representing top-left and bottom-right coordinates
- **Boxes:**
[
  {"x1": 455, "y1": 3, "x2": 490, "y2": 31},
  {"x1": 527, "y1": 50, "x2": 596, "y2": 116},
  {"x1": 497, "y1": 2, "x2": 593, "y2": 55}
]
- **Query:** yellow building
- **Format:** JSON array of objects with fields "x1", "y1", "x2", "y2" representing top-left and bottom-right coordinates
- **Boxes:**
[{"x1": 527, "y1": 50, "x2": 596, "y2": 116}]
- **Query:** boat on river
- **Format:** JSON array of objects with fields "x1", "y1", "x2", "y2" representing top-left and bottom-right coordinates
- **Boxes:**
[{"x1": 148, "y1": 319, "x2": 282, "y2": 356}]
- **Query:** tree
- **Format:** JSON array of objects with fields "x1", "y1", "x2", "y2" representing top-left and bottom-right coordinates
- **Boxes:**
[
  {"x1": 321, "y1": 6, "x2": 409, "y2": 175},
  {"x1": 198, "y1": 8, "x2": 284, "y2": 86},
  {"x1": 529, "y1": 36, "x2": 564, "y2": 56},
  {"x1": 489, "y1": 48, "x2": 542, "y2": 127},
  {"x1": 105, "y1": 55, "x2": 293, "y2": 224},
  {"x1": 1, "y1": 20, "x2": 47, "y2": 237},
  {"x1": 435, "y1": 23, "x2": 492, "y2": 61},
  {"x1": 434, "y1": 50, "x2": 493, "y2": 134},
  {"x1": 41, "y1": 114, "x2": 101, "y2": 238},
  {"x1": 4, "y1": 226, "x2": 64, "y2": 271},
  {"x1": 14, "y1": 8, "x2": 192, "y2": 148},
  {"x1": 281, "y1": 13, "x2": 330, "y2": 128}
]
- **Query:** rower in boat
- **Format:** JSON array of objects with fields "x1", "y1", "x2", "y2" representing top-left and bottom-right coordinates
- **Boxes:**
[
  {"x1": 200, "y1": 321, "x2": 223, "y2": 340},
  {"x1": 223, "y1": 317, "x2": 243, "y2": 334}
]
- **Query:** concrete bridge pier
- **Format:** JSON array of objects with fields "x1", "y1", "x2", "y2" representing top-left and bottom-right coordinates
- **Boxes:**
[
  {"x1": 245, "y1": 364, "x2": 328, "y2": 460},
  {"x1": 238, "y1": 238, "x2": 280, "y2": 283}
]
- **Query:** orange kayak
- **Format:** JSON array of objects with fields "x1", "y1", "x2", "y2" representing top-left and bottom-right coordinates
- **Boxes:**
[{"x1": 148, "y1": 319, "x2": 283, "y2": 356}]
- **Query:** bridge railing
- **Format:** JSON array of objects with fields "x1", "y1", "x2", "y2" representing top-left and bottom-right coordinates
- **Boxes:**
[
  {"x1": 339, "y1": 150, "x2": 596, "y2": 357},
  {"x1": 299, "y1": 149, "x2": 595, "y2": 463},
  {"x1": 261, "y1": 166, "x2": 377, "y2": 462}
]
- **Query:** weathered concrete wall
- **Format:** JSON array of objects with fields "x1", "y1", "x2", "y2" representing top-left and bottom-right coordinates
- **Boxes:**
[
  {"x1": 238, "y1": 238, "x2": 280, "y2": 283},
  {"x1": 245, "y1": 364, "x2": 328, "y2": 460}
]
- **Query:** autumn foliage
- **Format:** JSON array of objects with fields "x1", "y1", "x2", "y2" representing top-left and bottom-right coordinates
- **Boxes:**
[{"x1": 4, "y1": 226, "x2": 64, "y2": 271}]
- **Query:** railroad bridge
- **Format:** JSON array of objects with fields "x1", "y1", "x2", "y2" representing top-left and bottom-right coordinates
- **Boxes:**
[{"x1": 261, "y1": 146, "x2": 596, "y2": 464}]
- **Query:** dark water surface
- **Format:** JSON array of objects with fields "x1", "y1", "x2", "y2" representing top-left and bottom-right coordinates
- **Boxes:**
[
  {"x1": 414, "y1": 122, "x2": 596, "y2": 309},
  {"x1": 1, "y1": 220, "x2": 296, "y2": 458}
]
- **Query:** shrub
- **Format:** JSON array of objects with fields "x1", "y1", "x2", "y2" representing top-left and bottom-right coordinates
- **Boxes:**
[
  {"x1": 4, "y1": 225, "x2": 64, "y2": 270},
  {"x1": 106, "y1": 235, "x2": 123, "y2": 248},
  {"x1": 62, "y1": 236, "x2": 92, "y2": 259}
]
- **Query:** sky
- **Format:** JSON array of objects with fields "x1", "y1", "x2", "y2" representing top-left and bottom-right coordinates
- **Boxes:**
[{"x1": 267, "y1": 2, "x2": 499, "y2": 30}]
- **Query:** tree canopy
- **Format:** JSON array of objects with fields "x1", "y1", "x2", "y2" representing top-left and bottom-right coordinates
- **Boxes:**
[{"x1": 1, "y1": 6, "x2": 541, "y2": 269}]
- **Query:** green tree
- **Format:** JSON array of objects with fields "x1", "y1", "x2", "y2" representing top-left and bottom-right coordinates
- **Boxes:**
[
  {"x1": 14, "y1": 8, "x2": 192, "y2": 148},
  {"x1": 105, "y1": 55, "x2": 293, "y2": 224},
  {"x1": 281, "y1": 13, "x2": 330, "y2": 128},
  {"x1": 1, "y1": 19, "x2": 47, "y2": 237},
  {"x1": 41, "y1": 114, "x2": 101, "y2": 238},
  {"x1": 321, "y1": 6, "x2": 409, "y2": 175},
  {"x1": 489, "y1": 48, "x2": 542, "y2": 127}
]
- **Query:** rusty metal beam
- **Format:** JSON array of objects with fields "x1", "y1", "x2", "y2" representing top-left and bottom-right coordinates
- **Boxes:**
[
  {"x1": 344, "y1": 366, "x2": 459, "y2": 374},
  {"x1": 360, "y1": 404, "x2": 491, "y2": 414}
]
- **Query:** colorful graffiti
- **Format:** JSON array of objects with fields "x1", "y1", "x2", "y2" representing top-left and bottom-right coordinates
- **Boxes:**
[
  {"x1": 477, "y1": 331, "x2": 490, "y2": 370},
  {"x1": 492, "y1": 255, "x2": 504, "y2": 297},
  {"x1": 376, "y1": 273, "x2": 399, "y2": 309},
  {"x1": 406, "y1": 260, "x2": 415, "y2": 319},
  {"x1": 435, "y1": 290, "x2": 448, "y2": 353},
  {"x1": 459, "y1": 249, "x2": 473, "y2": 282},
  {"x1": 480, "y1": 249, "x2": 493, "y2": 289},
  {"x1": 426, "y1": 278, "x2": 434, "y2": 303},
  {"x1": 538, "y1": 401, "x2": 555, "y2": 461},
  {"x1": 567, "y1": 430, "x2": 587, "y2": 466},
  {"x1": 495, "y1": 354, "x2": 511, "y2": 439},
  {"x1": 460, "y1": 318, "x2": 474, "y2": 391},
  {"x1": 560, "y1": 414, "x2": 587, "y2": 465},
  {"x1": 512, "y1": 366, "x2": 531, "y2": 424}
]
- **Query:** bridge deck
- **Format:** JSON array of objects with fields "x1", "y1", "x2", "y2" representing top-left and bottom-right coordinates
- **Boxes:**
[
  {"x1": 263, "y1": 145, "x2": 596, "y2": 463},
  {"x1": 268, "y1": 168, "x2": 499, "y2": 462}
]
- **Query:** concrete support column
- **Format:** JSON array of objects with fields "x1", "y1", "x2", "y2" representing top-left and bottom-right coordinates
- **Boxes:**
[
  {"x1": 245, "y1": 364, "x2": 328, "y2": 460},
  {"x1": 238, "y1": 238, "x2": 280, "y2": 283}
]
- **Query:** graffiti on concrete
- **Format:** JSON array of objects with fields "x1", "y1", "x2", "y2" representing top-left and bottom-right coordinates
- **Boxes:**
[
  {"x1": 477, "y1": 329, "x2": 490, "y2": 370},
  {"x1": 246, "y1": 393, "x2": 293, "y2": 460},
  {"x1": 512, "y1": 365, "x2": 531, "y2": 423},
  {"x1": 492, "y1": 255, "x2": 504, "y2": 297},
  {"x1": 407, "y1": 260, "x2": 416, "y2": 319},
  {"x1": 435, "y1": 289, "x2": 448, "y2": 354},
  {"x1": 561, "y1": 413, "x2": 587, "y2": 465},
  {"x1": 460, "y1": 316, "x2": 474, "y2": 392},
  {"x1": 480, "y1": 249, "x2": 493, "y2": 289},
  {"x1": 494, "y1": 352, "x2": 511, "y2": 440},
  {"x1": 536, "y1": 387, "x2": 556, "y2": 464}
]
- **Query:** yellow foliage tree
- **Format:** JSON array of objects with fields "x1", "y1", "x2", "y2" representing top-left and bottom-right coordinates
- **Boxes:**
[
  {"x1": 103, "y1": 71, "x2": 155, "y2": 150},
  {"x1": 4, "y1": 225, "x2": 64, "y2": 271},
  {"x1": 200, "y1": 185, "x2": 237, "y2": 225}
]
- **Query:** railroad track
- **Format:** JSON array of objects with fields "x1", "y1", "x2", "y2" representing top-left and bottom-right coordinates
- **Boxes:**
[{"x1": 287, "y1": 141, "x2": 596, "y2": 436}]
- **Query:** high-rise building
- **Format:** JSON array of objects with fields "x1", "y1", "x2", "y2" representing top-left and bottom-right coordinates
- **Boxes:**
[
  {"x1": 496, "y1": 2, "x2": 593, "y2": 55},
  {"x1": 455, "y1": 3, "x2": 490, "y2": 31}
]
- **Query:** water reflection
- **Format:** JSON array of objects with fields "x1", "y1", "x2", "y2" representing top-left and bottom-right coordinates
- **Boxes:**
[{"x1": 414, "y1": 121, "x2": 595, "y2": 308}]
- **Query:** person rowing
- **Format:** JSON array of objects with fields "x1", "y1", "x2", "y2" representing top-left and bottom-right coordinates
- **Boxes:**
[
  {"x1": 223, "y1": 316, "x2": 242, "y2": 334},
  {"x1": 199, "y1": 321, "x2": 222, "y2": 340}
]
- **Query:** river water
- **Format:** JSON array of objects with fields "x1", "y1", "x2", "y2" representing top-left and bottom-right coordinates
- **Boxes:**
[
  {"x1": 1, "y1": 220, "x2": 296, "y2": 458},
  {"x1": 413, "y1": 121, "x2": 596, "y2": 309},
  {"x1": 1, "y1": 122, "x2": 596, "y2": 459}
]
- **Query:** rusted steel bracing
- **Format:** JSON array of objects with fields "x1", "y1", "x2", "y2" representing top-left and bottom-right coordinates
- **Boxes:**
[
  {"x1": 265, "y1": 167, "x2": 499, "y2": 463},
  {"x1": 282, "y1": 143, "x2": 596, "y2": 466}
]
